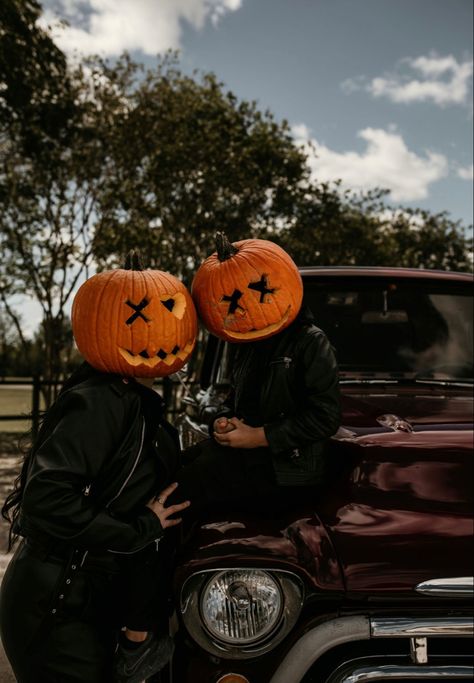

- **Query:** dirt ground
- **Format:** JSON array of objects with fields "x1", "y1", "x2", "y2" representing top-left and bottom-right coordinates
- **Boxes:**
[
  {"x1": 0, "y1": 433, "x2": 24, "y2": 552},
  {"x1": 0, "y1": 433, "x2": 23, "y2": 681}
]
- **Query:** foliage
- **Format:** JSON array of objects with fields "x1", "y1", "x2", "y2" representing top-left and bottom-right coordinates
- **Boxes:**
[
  {"x1": 0, "y1": 311, "x2": 19, "y2": 376},
  {"x1": 87, "y1": 53, "x2": 311, "y2": 280},
  {"x1": 0, "y1": 97, "x2": 109, "y2": 396},
  {"x1": 63, "y1": 52, "x2": 474, "y2": 278},
  {"x1": 0, "y1": 0, "x2": 75, "y2": 157},
  {"x1": 278, "y1": 186, "x2": 473, "y2": 271},
  {"x1": 0, "y1": 312, "x2": 79, "y2": 377},
  {"x1": 376, "y1": 207, "x2": 473, "y2": 271},
  {"x1": 0, "y1": 1, "x2": 107, "y2": 395}
]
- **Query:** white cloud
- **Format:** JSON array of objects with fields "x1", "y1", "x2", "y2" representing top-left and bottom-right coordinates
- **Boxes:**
[
  {"x1": 343, "y1": 54, "x2": 473, "y2": 107},
  {"x1": 40, "y1": 0, "x2": 242, "y2": 56},
  {"x1": 457, "y1": 163, "x2": 474, "y2": 181},
  {"x1": 293, "y1": 125, "x2": 448, "y2": 202}
]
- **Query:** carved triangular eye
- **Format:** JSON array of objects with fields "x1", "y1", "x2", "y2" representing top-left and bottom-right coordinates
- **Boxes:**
[
  {"x1": 161, "y1": 298, "x2": 175, "y2": 312},
  {"x1": 248, "y1": 275, "x2": 275, "y2": 303},
  {"x1": 160, "y1": 292, "x2": 187, "y2": 319}
]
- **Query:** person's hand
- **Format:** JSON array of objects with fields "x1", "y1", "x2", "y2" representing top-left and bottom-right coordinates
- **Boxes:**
[
  {"x1": 213, "y1": 416, "x2": 236, "y2": 434},
  {"x1": 147, "y1": 482, "x2": 190, "y2": 528},
  {"x1": 213, "y1": 417, "x2": 269, "y2": 449}
]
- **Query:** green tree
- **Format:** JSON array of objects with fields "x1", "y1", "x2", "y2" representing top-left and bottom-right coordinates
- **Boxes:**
[
  {"x1": 376, "y1": 207, "x2": 473, "y2": 271},
  {"x1": 0, "y1": 105, "x2": 109, "y2": 399},
  {"x1": 0, "y1": 0, "x2": 97, "y2": 398},
  {"x1": 0, "y1": 309, "x2": 19, "y2": 376},
  {"x1": 278, "y1": 186, "x2": 473, "y2": 271},
  {"x1": 88, "y1": 53, "x2": 312, "y2": 280},
  {"x1": 0, "y1": 2, "x2": 110, "y2": 397},
  {"x1": 0, "y1": 0, "x2": 75, "y2": 157},
  {"x1": 86, "y1": 54, "x2": 472, "y2": 275}
]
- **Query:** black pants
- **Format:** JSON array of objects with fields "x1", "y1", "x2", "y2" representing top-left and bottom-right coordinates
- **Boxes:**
[
  {"x1": 118, "y1": 539, "x2": 174, "y2": 633},
  {"x1": 0, "y1": 540, "x2": 121, "y2": 682},
  {"x1": 1, "y1": 540, "x2": 172, "y2": 682}
]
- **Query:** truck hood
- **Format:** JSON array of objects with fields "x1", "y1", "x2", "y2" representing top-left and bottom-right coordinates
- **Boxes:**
[
  {"x1": 318, "y1": 385, "x2": 473, "y2": 593},
  {"x1": 337, "y1": 382, "x2": 473, "y2": 429},
  {"x1": 175, "y1": 508, "x2": 345, "y2": 592},
  {"x1": 176, "y1": 385, "x2": 472, "y2": 598}
]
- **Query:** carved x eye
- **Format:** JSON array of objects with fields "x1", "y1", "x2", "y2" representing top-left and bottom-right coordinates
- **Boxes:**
[
  {"x1": 125, "y1": 297, "x2": 150, "y2": 325},
  {"x1": 222, "y1": 289, "x2": 244, "y2": 315},
  {"x1": 248, "y1": 275, "x2": 275, "y2": 303}
]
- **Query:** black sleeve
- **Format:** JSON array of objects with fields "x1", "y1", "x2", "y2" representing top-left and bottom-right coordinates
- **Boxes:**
[
  {"x1": 264, "y1": 329, "x2": 341, "y2": 454},
  {"x1": 21, "y1": 386, "x2": 163, "y2": 553}
]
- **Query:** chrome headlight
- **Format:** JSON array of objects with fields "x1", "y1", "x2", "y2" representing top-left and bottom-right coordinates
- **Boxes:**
[
  {"x1": 180, "y1": 568, "x2": 303, "y2": 659},
  {"x1": 201, "y1": 570, "x2": 282, "y2": 644}
]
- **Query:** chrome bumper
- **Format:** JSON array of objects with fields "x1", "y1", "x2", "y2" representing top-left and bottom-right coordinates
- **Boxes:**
[
  {"x1": 269, "y1": 616, "x2": 474, "y2": 683},
  {"x1": 333, "y1": 663, "x2": 473, "y2": 682}
]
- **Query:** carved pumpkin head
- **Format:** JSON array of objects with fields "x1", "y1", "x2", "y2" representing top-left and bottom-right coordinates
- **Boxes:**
[
  {"x1": 71, "y1": 253, "x2": 197, "y2": 378},
  {"x1": 192, "y1": 234, "x2": 303, "y2": 343}
]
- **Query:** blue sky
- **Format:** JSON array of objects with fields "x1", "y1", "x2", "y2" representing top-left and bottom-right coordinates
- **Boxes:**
[{"x1": 42, "y1": 0, "x2": 473, "y2": 226}]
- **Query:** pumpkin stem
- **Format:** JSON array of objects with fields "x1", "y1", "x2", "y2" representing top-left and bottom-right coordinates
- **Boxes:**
[
  {"x1": 216, "y1": 232, "x2": 238, "y2": 262},
  {"x1": 123, "y1": 250, "x2": 144, "y2": 271}
]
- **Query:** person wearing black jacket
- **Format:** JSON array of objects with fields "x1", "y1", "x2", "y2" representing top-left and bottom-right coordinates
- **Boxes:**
[
  {"x1": 169, "y1": 304, "x2": 341, "y2": 515},
  {"x1": 0, "y1": 252, "x2": 196, "y2": 683},
  {"x1": 0, "y1": 364, "x2": 190, "y2": 682},
  {"x1": 165, "y1": 234, "x2": 341, "y2": 515}
]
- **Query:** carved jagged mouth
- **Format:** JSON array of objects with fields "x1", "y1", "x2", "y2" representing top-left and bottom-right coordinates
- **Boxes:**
[
  {"x1": 224, "y1": 308, "x2": 291, "y2": 340},
  {"x1": 118, "y1": 341, "x2": 195, "y2": 367}
]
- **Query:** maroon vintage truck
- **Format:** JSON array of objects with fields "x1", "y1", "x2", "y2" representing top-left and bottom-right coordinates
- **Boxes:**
[{"x1": 169, "y1": 267, "x2": 473, "y2": 683}]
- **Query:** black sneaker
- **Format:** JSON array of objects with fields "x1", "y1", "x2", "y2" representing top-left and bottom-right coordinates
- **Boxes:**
[{"x1": 114, "y1": 633, "x2": 175, "y2": 683}]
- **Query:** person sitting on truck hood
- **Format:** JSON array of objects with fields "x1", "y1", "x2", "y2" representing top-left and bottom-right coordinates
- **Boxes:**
[{"x1": 167, "y1": 234, "x2": 341, "y2": 515}]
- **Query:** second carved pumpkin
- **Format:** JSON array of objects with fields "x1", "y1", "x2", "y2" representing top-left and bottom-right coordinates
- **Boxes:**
[{"x1": 192, "y1": 234, "x2": 303, "y2": 342}]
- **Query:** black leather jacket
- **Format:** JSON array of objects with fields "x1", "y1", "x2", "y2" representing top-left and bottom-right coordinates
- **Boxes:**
[
  {"x1": 1, "y1": 372, "x2": 181, "y2": 682},
  {"x1": 19, "y1": 373, "x2": 178, "y2": 554},
  {"x1": 218, "y1": 312, "x2": 341, "y2": 486}
]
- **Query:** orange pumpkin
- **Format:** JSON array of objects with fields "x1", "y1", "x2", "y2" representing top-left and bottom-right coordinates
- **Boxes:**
[
  {"x1": 192, "y1": 234, "x2": 303, "y2": 342},
  {"x1": 72, "y1": 254, "x2": 197, "y2": 378}
]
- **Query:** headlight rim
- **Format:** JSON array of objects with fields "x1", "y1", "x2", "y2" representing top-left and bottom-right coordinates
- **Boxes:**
[{"x1": 180, "y1": 567, "x2": 304, "y2": 660}]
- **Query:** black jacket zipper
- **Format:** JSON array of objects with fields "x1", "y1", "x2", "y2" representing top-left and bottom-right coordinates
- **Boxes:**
[
  {"x1": 105, "y1": 418, "x2": 160, "y2": 555},
  {"x1": 106, "y1": 417, "x2": 146, "y2": 508}
]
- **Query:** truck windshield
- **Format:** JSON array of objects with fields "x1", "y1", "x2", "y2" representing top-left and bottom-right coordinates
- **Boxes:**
[{"x1": 304, "y1": 278, "x2": 473, "y2": 382}]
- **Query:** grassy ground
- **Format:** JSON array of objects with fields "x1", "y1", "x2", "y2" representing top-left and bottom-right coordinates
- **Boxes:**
[
  {"x1": 0, "y1": 385, "x2": 34, "y2": 549},
  {"x1": 0, "y1": 385, "x2": 34, "y2": 433}
]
